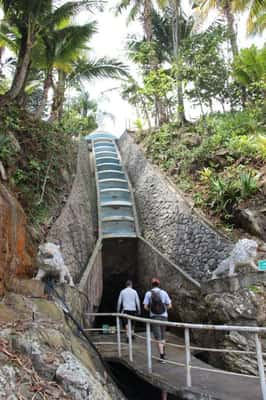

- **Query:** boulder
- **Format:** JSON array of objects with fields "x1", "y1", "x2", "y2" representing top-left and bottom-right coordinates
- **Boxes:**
[
  {"x1": 232, "y1": 207, "x2": 266, "y2": 241},
  {"x1": 0, "y1": 184, "x2": 36, "y2": 296}
]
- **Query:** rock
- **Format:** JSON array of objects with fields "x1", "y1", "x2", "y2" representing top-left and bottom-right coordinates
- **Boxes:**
[
  {"x1": 182, "y1": 133, "x2": 202, "y2": 148},
  {"x1": 0, "y1": 291, "x2": 124, "y2": 399},
  {"x1": 0, "y1": 161, "x2": 7, "y2": 180},
  {"x1": 0, "y1": 365, "x2": 19, "y2": 398},
  {"x1": 232, "y1": 207, "x2": 266, "y2": 241},
  {"x1": 56, "y1": 352, "x2": 111, "y2": 400},
  {"x1": 0, "y1": 183, "x2": 36, "y2": 296}
]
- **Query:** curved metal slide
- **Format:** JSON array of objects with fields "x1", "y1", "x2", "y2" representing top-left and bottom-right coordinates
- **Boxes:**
[{"x1": 86, "y1": 131, "x2": 139, "y2": 239}]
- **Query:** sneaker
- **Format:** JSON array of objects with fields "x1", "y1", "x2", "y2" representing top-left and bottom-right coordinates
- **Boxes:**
[{"x1": 159, "y1": 354, "x2": 166, "y2": 364}]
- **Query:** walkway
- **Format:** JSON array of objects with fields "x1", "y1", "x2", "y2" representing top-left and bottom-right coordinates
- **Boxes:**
[{"x1": 92, "y1": 331, "x2": 262, "y2": 399}]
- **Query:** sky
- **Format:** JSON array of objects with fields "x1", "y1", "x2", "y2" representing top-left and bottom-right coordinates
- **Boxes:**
[{"x1": 77, "y1": 0, "x2": 265, "y2": 136}]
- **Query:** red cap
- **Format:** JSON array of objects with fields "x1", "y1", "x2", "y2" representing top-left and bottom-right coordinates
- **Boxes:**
[{"x1": 152, "y1": 278, "x2": 160, "y2": 285}]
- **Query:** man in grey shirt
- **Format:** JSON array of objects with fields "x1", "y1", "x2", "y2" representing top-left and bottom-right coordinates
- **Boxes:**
[
  {"x1": 117, "y1": 280, "x2": 141, "y2": 340},
  {"x1": 143, "y1": 278, "x2": 172, "y2": 363}
]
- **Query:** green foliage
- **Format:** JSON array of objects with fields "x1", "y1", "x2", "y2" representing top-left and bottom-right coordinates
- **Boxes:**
[
  {"x1": 61, "y1": 109, "x2": 97, "y2": 136},
  {"x1": 0, "y1": 105, "x2": 76, "y2": 228},
  {"x1": 233, "y1": 45, "x2": 266, "y2": 102},
  {"x1": 0, "y1": 134, "x2": 16, "y2": 163},
  {"x1": 180, "y1": 24, "x2": 233, "y2": 110},
  {"x1": 196, "y1": 108, "x2": 266, "y2": 160},
  {"x1": 206, "y1": 170, "x2": 259, "y2": 215},
  {"x1": 140, "y1": 107, "x2": 263, "y2": 223}
]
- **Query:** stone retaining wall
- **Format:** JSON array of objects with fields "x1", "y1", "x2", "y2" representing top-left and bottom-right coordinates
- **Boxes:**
[
  {"x1": 137, "y1": 238, "x2": 202, "y2": 323},
  {"x1": 119, "y1": 132, "x2": 233, "y2": 281},
  {"x1": 48, "y1": 140, "x2": 97, "y2": 282}
]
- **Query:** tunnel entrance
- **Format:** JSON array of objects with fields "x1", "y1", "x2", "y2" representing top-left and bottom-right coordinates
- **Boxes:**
[{"x1": 95, "y1": 237, "x2": 139, "y2": 327}]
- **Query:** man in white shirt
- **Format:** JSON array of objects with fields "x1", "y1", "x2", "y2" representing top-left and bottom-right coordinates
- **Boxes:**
[
  {"x1": 143, "y1": 278, "x2": 172, "y2": 363},
  {"x1": 117, "y1": 280, "x2": 141, "y2": 340}
]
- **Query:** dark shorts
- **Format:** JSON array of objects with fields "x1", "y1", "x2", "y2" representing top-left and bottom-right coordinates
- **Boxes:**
[
  {"x1": 151, "y1": 316, "x2": 167, "y2": 341},
  {"x1": 122, "y1": 310, "x2": 137, "y2": 328}
]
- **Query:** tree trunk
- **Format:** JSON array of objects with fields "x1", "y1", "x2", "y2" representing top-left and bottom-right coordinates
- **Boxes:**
[
  {"x1": 32, "y1": 70, "x2": 53, "y2": 120},
  {"x1": 140, "y1": 95, "x2": 151, "y2": 130},
  {"x1": 0, "y1": 47, "x2": 4, "y2": 74},
  {"x1": 177, "y1": 80, "x2": 186, "y2": 124},
  {"x1": 223, "y1": 2, "x2": 238, "y2": 57},
  {"x1": 143, "y1": 0, "x2": 153, "y2": 42},
  {"x1": 170, "y1": 0, "x2": 186, "y2": 124},
  {"x1": 0, "y1": 29, "x2": 34, "y2": 105},
  {"x1": 49, "y1": 70, "x2": 65, "y2": 122}
]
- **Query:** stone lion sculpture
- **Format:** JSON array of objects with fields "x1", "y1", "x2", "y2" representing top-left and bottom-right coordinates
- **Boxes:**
[
  {"x1": 35, "y1": 242, "x2": 74, "y2": 286},
  {"x1": 211, "y1": 239, "x2": 258, "y2": 279}
]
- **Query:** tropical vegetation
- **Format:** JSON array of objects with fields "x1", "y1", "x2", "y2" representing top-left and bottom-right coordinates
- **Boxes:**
[{"x1": 120, "y1": 0, "x2": 266, "y2": 233}]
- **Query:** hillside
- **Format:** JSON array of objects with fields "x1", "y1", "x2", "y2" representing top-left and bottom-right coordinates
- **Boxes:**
[
  {"x1": 136, "y1": 107, "x2": 266, "y2": 241},
  {"x1": 0, "y1": 105, "x2": 76, "y2": 242}
]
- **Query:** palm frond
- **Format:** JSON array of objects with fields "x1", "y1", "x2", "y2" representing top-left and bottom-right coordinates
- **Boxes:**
[
  {"x1": 69, "y1": 57, "x2": 129, "y2": 85},
  {"x1": 50, "y1": 0, "x2": 99, "y2": 26},
  {"x1": 54, "y1": 22, "x2": 97, "y2": 66},
  {"x1": 115, "y1": 0, "x2": 131, "y2": 15}
]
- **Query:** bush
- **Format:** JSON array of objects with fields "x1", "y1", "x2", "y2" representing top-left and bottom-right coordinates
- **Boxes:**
[{"x1": 0, "y1": 105, "x2": 76, "y2": 229}]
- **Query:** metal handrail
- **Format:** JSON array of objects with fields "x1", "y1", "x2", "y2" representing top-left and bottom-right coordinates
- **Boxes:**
[{"x1": 86, "y1": 312, "x2": 266, "y2": 399}]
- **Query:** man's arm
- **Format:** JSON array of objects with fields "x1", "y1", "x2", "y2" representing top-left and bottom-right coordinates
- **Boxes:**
[
  {"x1": 143, "y1": 292, "x2": 150, "y2": 311},
  {"x1": 135, "y1": 292, "x2": 141, "y2": 314},
  {"x1": 117, "y1": 292, "x2": 122, "y2": 313},
  {"x1": 164, "y1": 291, "x2": 172, "y2": 310}
]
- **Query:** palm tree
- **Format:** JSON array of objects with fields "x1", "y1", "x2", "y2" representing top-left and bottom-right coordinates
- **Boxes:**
[
  {"x1": 232, "y1": 0, "x2": 266, "y2": 34},
  {"x1": 116, "y1": 0, "x2": 154, "y2": 41},
  {"x1": 167, "y1": 2, "x2": 194, "y2": 123},
  {"x1": 31, "y1": 21, "x2": 97, "y2": 120},
  {"x1": 0, "y1": 0, "x2": 97, "y2": 104},
  {"x1": 194, "y1": 0, "x2": 239, "y2": 56},
  {"x1": 49, "y1": 56, "x2": 129, "y2": 122}
]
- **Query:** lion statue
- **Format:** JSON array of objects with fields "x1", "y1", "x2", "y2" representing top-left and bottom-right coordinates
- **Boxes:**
[
  {"x1": 35, "y1": 242, "x2": 74, "y2": 286},
  {"x1": 211, "y1": 239, "x2": 258, "y2": 280}
]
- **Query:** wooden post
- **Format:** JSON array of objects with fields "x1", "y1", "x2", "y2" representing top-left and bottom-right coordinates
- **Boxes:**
[
  {"x1": 185, "y1": 327, "x2": 192, "y2": 387},
  {"x1": 116, "y1": 316, "x2": 121, "y2": 357},
  {"x1": 255, "y1": 333, "x2": 266, "y2": 400},
  {"x1": 128, "y1": 318, "x2": 133, "y2": 362},
  {"x1": 146, "y1": 322, "x2": 152, "y2": 373}
]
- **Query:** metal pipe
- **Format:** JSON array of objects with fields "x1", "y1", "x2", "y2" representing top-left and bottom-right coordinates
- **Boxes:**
[
  {"x1": 128, "y1": 319, "x2": 133, "y2": 362},
  {"x1": 185, "y1": 328, "x2": 192, "y2": 387},
  {"x1": 255, "y1": 333, "x2": 266, "y2": 400},
  {"x1": 146, "y1": 322, "x2": 152, "y2": 373},
  {"x1": 116, "y1": 316, "x2": 121, "y2": 358}
]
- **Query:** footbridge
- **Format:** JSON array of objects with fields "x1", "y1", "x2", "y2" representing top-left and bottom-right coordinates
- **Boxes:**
[
  {"x1": 81, "y1": 131, "x2": 266, "y2": 400},
  {"x1": 85, "y1": 313, "x2": 266, "y2": 400}
]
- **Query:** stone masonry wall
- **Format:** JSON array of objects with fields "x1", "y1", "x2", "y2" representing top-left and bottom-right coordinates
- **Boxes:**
[
  {"x1": 119, "y1": 132, "x2": 233, "y2": 281},
  {"x1": 48, "y1": 140, "x2": 97, "y2": 282}
]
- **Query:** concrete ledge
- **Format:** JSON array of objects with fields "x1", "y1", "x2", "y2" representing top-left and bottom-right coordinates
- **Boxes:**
[{"x1": 202, "y1": 272, "x2": 266, "y2": 294}]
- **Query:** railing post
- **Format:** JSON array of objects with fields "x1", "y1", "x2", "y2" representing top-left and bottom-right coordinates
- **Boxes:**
[
  {"x1": 255, "y1": 333, "x2": 266, "y2": 400},
  {"x1": 128, "y1": 318, "x2": 133, "y2": 362},
  {"x1": 185, "y1": 327, "x2": 192, "y2": 387},
  {"x1": 146, "y1": 322, "x2": 152, "y2": 373},
  {"x1": 116, "y1": 316, "x2": 121, "y2": 358}
]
